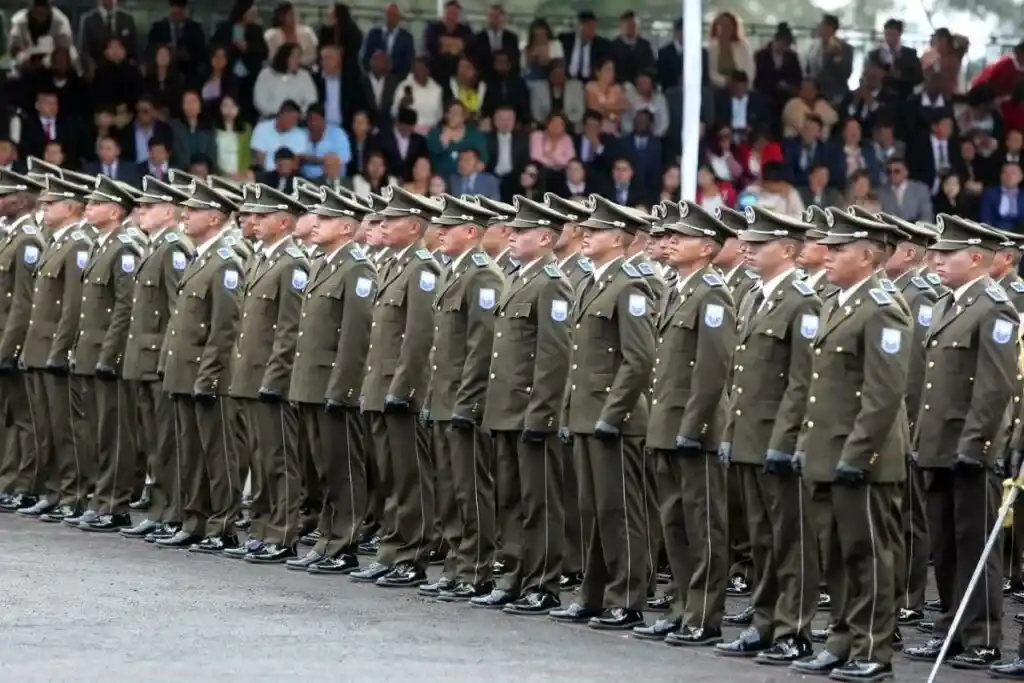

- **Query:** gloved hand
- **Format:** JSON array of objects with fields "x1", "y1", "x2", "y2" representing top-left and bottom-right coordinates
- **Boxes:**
[
  {"x1": 834, "y1": 461, "x2": 866, "y2": 486},
  {"x1": 419, "y1": 409, "x2": 433, "y2": 428},
  {"x1": 16, "y1": 358, "x2": 27, "y2": 372},
  {"x1": 593, "y1": 421, "x2": 620, "y2": 442},
  {"x1": 675, "y1": 436, "x2": 702, "y2": 457},
  {"x1": 95, "y1": 363, "x2": 118, "y2": 381},
  {"x1": 792, "y1": 451, "x2": 806, "y2": 474},
  {"x1": 193, "y1": 390, "x2": 217, "y2": 406},
  {"x1": 383, "y1": 394, "x2": 410, "y2": 414},
  {"x1": 449, "y1": 414, "x2": 475, "y2": 431},
  {"x1": 324, "y1": 398, "x2": 348, "y2": 416},
  {"x1": 44, "y1": 358, "x2": 69, "y2": 376},
  {"x1": 717, "y1": 442, "x2": 732, "y2": 468},
  {"x1": 257, "y1": 388, "x2": 284, "y2": 404},
  {"x1": 558, "y1": 427, "x2": 573, "y2": 445},
  {"x1": 521, "y1": 428, "x2": 547, "y2": 443},
  {"x1": 1012, "y1": 450, "x2": 1024, "y2": 478},
  {"x1": 0, "y1": 357, "x2": 17, "y2": 375},
  {"x1": 763, "y1": 449, "x2": 793, "y2": 474},
  {"x1": 953, "y1": 453, "x2": 984, "y2": 473},
  {"x1": 156, "y1": 368, "x2": 165, "y2": 380}
]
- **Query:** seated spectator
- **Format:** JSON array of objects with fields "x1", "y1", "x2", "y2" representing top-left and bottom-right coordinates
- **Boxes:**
[
  {"x1": 622, "y1": 72, "x2": 669, "y2": 137},
  {"x1": 713, "y1": 70, "x2": 769, "y2": 143},
  {"x1": 869, "y1": 18, "x2": 923, "y2": 98},
  {"x1": 707, "y1": 11, "x2": 755, "y2": 89},
  {"x1": 254, "y1": 43, "x2": 317, "y2": 119},
  {"x1": 502, "y1": 162, "x2": 543, "y2": 202},
  {"x1": 213, "y1": 94, "x2": 252, "y2": 179},
  {"x1": 704, "y1": 123, "x2": 743, "y2": 185},
  {"x1": 933, "y1": 169, "x2": 978, "y2": 219},
  {"x1": 362, "y1": 4, "x2": 414, "y2": 78},
  {"x1": 615, "y1": 110, "x2": 661, "y2": 189},
  {"x1": 210, "y1": 0, "x2": 269, "y2": 121},
  {"x1": 782, "y1": 77, "x2": 837, "y2": 138},
  {"x1": 485, "y1": 105, "x2": 528, "y2": 180},
  {"x1": 345, "y1": 110, "x2": 373, "y2": 177},
  {"x1": 909, "y1": 111, "x2": 962, "y2": 194},
  {"x1": 528, "y1": 60, "x2": 585, "y2": 130},
  {"x1": 903, "y1": 71, "x2": 952, "y2": 140},
  {"x1": 742, "y1": 161, "x2": 803, "y2": 217},
  {"x1": 798, "y1": 163, "x2": 842, "y2": 208},
  {"x1": 265, "y1": 2, "x2": 318, "y2": 66},
  {"x1": 610, "y1": 11, "x2": 654, "y2": 85},
  {"x1": 607, "y1": 157, "x2": 646, "y2": 206},
  {"x1": 317, "y1": 3, "x2": 363, "y2": 79},
  {"x1": 426, "y1": 101, "x2": 487, "y2": 178},
  {"x1": 148, "y1": 0, "x2": 207, "y2": 82},
  {"x1": 659, "y1": 165, "x2": 681, "y2": 202},
  {"x1": 980, "y1": 162, "x2": 1024, "y2": 229},
  {"x1": 119, "y1": 95, "x2": 176, "y2": 164},
  {"x1": 18, "y1": 45, "x2": 89, "y2": 120},
  {"x1": 352, "y1": 150, "x2": 398, "y2": 196},
  {"x1": 585, "y1": 59, "x2": 627, "y2": 134},
  {"x1": 448, "y1": 147, "x2": 499, "y2": 199},
  {"x1": 375, "y1": 107, "x2": 428, "y2": 180},
  {"x1": 843, "y1": 168, "x2": 873, "y2": 208},
  {"x1": 403, "y1": 156, "x2": 434, "y2": 194},
  {"x1": 521, "y1": 18, "x2": 563, "y2": 81},
  {"x1": 264, "y1": 147, "x2": 300, "y2": 191},
  {"x1": 549, "y1": 157, "x2": 598, "y2": 198},
  {"x1": 320, "y1": 153, "x2": 349, "y2": 192},
  {"x1": 840, "y1": 58, "x2": 896, "y2": 134},
  {"x1": 869, "y1": 116, "x2": 905, "y2": 168},
  {"x1": 530, "y1": 113, "x2": 575, "y2": 173},
  {"x1": 0, "y1": 140, "x2": 20, "y2": 172},
  {"x1": 77, "y1": 0, "x2": 139, "y2": 70},
  {"x1": 835, "y1": 118, "x2": 882, "y2": 187},
  {"x1": 428, "y1": 173, "x2": 448, "y2": 197},
  {"x1": 783, "y1": 114, "x2": 841, "y2": 188},
  {"x1": 358, "y1": 49, "x2": 401, "y2": 130},
  {"x1": 137, "y1": 137, "x2": 172, "y2": 180},
  {"x1": 301, "y1": 103, "x2": 350, "y2": 180},
  {"x1": 393, "y1": 57, "x2": 445, "y2": 134},
  {"x1": 959, "y1": 136, "x2": 991, "y2": 195},
  {"x1": 481, "y1": 50, "x2": 530, "y2": 125},
  {"x1": 956, "y1": 85, "x2": 1002, "y2": 141},
  {"x1": 250, "y1": 100, "x2": 308, "y2": 172},
  {"x1": 188, "y1": 154, "x2": 212, "y2": 177},
  {"x1": 171, "y1": 90, "x2": 217, "y2": 169},
  {"x1": 141, "y1": 43, "x2": 185, "y2": 115},
  {"x1": 472, "y1": 4, "x2": 520, "y2": 82},
  {"x1": 753, "y1": 22, "x2": 802, "y2": 116},
  {"x1": 8, "y1": 0, "x2": 75, "y2": 72},
  {"x1": 197, "y1": 45, "x2": 239, "y2": 108},
  {"x1": 804, "y1": 14, "x2": 853, "y2": 107},
  {"x1": 424, "y1": 0, "x2": 474, "y2": 84},
  {"x1": 736, "y1": 127, "x2": 783, "y2": 186},
  {"x1": 695, "y1": 165, "x2": 737, "y2": 211},
  {"x1": 19, "y1": 88, "x2": 79, "y2": 164},
  {"x1": 43, "y1": 140, "x2": 66, "y2": 168},
  {"x1": 573, "y1": 109, "x2": 613, "y2": 173},
  {"x1": 877, "y1": 156, "x2": 934, "y2": 222},
  {"x1": 85, "y1": 134, "x2": 139, "y2": 185},
  {"x1": 93, "y1": 37, "x2": 142, "y2": 110},
  {"x1": 313, "y1": 44, "x2": 350, "y2": 129},
  {"x1": 445, "y1": 57, "x2": 486, "y2": 124}
]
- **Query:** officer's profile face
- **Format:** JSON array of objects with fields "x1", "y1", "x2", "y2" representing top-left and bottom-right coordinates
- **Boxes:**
[
  {"x1": 380, "y1": 216, "x2": 416, "y2": 247},
  {"x1": 553, "y1": 224, "x2": 577, "y2": 251},
  {"x1": 746, "y1": 240, "x2": 792, "y2": 276},
  {"x1": 798, "y1": 241, "x2": 827, "y2": 270},
  {"x1": 362, "y1": 220, "x2": 383, "y2": 247},
  {"x1": 507, "y1": 227, "x2": 552, "y2": 262},
  {"x1": 824, "y1": 242, "x2": 873, "y2": 287},
  {"x1": 712, "y1": 238, "x2": 744, "y2": 267},
  {"x1": 182, "y1": 208, "x2": 219, "y2": 236},
  {"x1": 646, "y1": 235, "x2": 665, "y2": 261},
  {"x1": 43, "y1": 200, "x2": 74, "y2": 228},
  {"x1": 239, "y1": 213, "x2": 258, "y2": 239},
  {"x1": 85, "y1": 201, "x2": 116, "y2": 226},
  {"x1": 294, "y1": 214, "x2": 317, "y2": 242},
  {"x1": 310, "y1": 216, "x2": 345, "y2": 245},
  {"x1": 253, "y1": 212, "x2": 286, "y2": 242},
  {"x1": 931, "y1": 248, "x2": 984, "y2": 288},
  {"x1": 665, "y1": 234, "x2": 714, "y2": 268},
  {"x1": 437, "y1": 224, "x2": 476, "y2": 256},
  {"x1": 581, "y1": 228, "x2": 622, "y2": 259},
  {"x1": 990, "y1": 249, "x2": 1017, "y2": 278},
  {"x1": 481, "y1": 224, "x2": 509, "y2": 255}
]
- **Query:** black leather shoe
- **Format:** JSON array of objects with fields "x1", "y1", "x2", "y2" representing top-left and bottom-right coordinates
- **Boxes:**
[
  {"x1": 897, "y1": 608, "x2": 924, "y2": 625},
  {"x1": 549, "y1": 602, "x2": 601, "y2": 622},
  {"x1": 145, "y1": 523, "x2": 179, "y2": 543},
  {"x1": 1007, "y1": 577, "x2": 1023, "y2": 595},
  {"x1": 828, "y1": 660, "x2": 894, "y2": 682},
  {"x1": 646, "y1": 594, "x2": 674, "y2": 611},
  {"x1": 811, "y1": 625, "x2": 832, "y2": 643},
  {"x1": 892, "y1": 628, "x2": 903, "y2": 651},
  {"x1": 418, "y1": 576, "x2": 457, "y2": 596},
  {"x1": 470, "y1": 588, "x2": 519, "y2": 608},
  {"x1": 350, "y1": 561, "x2": 391, "y2": 583},
  {"x1": 427, "y1": 547, "x2": 445, "y2": 566},
  {"x1": 818, "y1": 592, "x2": 832, "y2": 610},
  {"x1": 1015, "y1": 614, "x2": 1024, "y2": 625},
  {"x1": 307, "y1": 554, "x2": 359, "y2": 575},
  {"x1": 376, "y1": 562, "x2": 427, "y2": 588},
  {"x1": 790, "y1": 650, "x2": 846, "y2": 675},
  {"x1": 632, "y1": 617, "x2": 680, "y2": 640},
  {"x1": 80, "y1": 513, "x2": 131, "y2": 532},
  {"x1": 723, "y1": 605, "x2": 756, "y2": 626},
  {"x1": 120, "y1": 518, "x2": 162, "y2": 538},
  {"x1": 298, "y1": 528, "x2": 323, "y2": 547},
  {"x1": 190, "y1": 535, "x2": 240, "y2": 554},
  {"x1": 755, "y1": 636, "x2": 813, "y2": 665},
  {"x1": 244, "y1": 543, "x2": 296, "y2": 564},
  {"x1": 559, "y1": 572, "x2": 583, "y2": 591},
  {"x1": 904, "y1": 638, "x2": 962, "y2": 662},
  {"x1": 725, "y1": 574, "x2": 751, "y2": 597},
  {"x1": 156, "y1": 530, "x2": 203, "y2": 548},
  {"x1": 285, "y1": 549, "x2": 325, "y2": 570},
  {"x1": 65, "y1": 509, "x2": 100, "y2": 527},
  {"x1": 504, "y1": 590, "x2": 561, "y2": 616},
  {"x1": 950, "y1": 646, "x2": 1001, "y2": 669},
  {"x1": 924, "y1": 598, "x2": 942, "y2": 612},
  {"x1": 656, "y1": 566, "x2": 672, "y2": 584},
  {"x1": 438, "y1": 581, "x2": 494, "y2": 602},
  {"x1": 665, "y1": 625, "x2": 724, "y2": 647},
  {"x1": 232, "y1": 518, "x2": 251, "y2": 532},
  {"x1": 715, "y1": 626, "x2": 772, "y2": 656},
  {"x1": 17, "y1": 498, "x2": 55, "y2": 518},
  {"x1": 357, "y1": 534, "x2": 380, "y2": 556},
  {"x1": 589, "y1": 607, "x2": 643, "y2": 631},
  {"x1": 0, "y1": 493, "x2": 37, "y2": 512},
  {"x1": 1013, "y1": 592, "x2": 1024, "y2": 605},
  {"x1": 990, "y1": 657, "x2": 1024, "y2": 679},
  {"x1": 129, "y1": 483, "x2": 151, "y2": 510},
  {"x1": 915, "y1": 621, "x2": 935, "y2": 634},
  {"x1": 224, "y1": 540, "x2": 264, "y2": 560},
  {"x1": 492, "y1": 559, "x2": 507, "y2": 576},
  {"x1": 37, "y1": 504, "x2": 75, "y2": 522}
]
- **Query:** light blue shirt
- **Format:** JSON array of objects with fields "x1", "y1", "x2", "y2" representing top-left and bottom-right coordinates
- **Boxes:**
[
  {"x1": 250, "y1": 120, "x2": 310, "y2": 172},
  {"x1": 323, "y1": 75, "x2": 343, "y2": 128},
  {"x1": 302, "y1": 126, "x2": 352, "y2": 179}
]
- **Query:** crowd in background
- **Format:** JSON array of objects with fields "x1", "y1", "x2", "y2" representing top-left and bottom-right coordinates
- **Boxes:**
[{"x1": 2, "y1": 0, "x2": 1024, "y2": 231}]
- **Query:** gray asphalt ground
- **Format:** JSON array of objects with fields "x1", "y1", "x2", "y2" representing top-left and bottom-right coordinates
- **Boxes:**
[{"x1": 0, "y1": 512, "x2": 1007, "y2": 683}]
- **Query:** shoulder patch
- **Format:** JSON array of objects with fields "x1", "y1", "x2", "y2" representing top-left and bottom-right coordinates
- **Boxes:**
[
  {"x1": 544, "y1": 264, "x2": 563, "y2": 278},
  {"x1": 926, "y1": 272, "x2": 942, "y2": 286},
  {"x1": 793, "y1": 279, "x2": 814, "y2": 296},
  {"x1": 793, "y1": 267, "x2": 806, "y2": 280},
  {"x1": 879, "y1": 278, "x2": 897, "y2": 293},
  {"x1": 286, "y1": 246, "x2": 304, "y2": 259},
  {"x1": 1012, "y1": 281, "x2": 1024, "y2": 294},
  {"x1": 622, "y1": 262, "x2": 640, "y2": 278},
  {"x1": 217, "y1": 247, "x2": 233, "y2": 260},
  {"x1": 71, "y1": 230, "x2": 88, "y2": 241},
  {"x1": 986, "y1": 285, "x2": 1009, "y2": 303},
  {"x1": 471, "y1": 252, "x2": 489, "y2": 267},
  {"x1": 637, "y1": 262, "x2": 655, "y2": 276},
  {"x1": 164, "y1": 232, "x2": 180, "y2": 243},
  {"x1": 744, "y1": 269, "x2": 761, "y2": 280},
  {"x1": 869, "y1": 288, "x2": 893, "y2": 305},
  {"x1": 910, "y1": 276, "x2": 932, "y2": 291},
  {"x1": 222, "y1": 235, "x2": 237, "y2": 247},
  {"x1": 577, "y1": 258, "x2": 593, "y2": 273},
  {"x1": 415, "y1": 248, "x2": 433, "y2": 261},
  {"x1": 22, "y1": 223, "x2": 37, "y2": 235},
  {"x1": 117, "y1": 233, "x2": 133, "y2": 244},
  {"x1": 702, "y1": 272, "x2": 724, "y2": 287},
  {"x1": 350, "y1": 245, "x2": 367, "y2": 261}
]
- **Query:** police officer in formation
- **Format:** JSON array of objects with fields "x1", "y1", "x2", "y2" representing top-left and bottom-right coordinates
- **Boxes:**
[{"x1": 9, "y1": 159, "x2": 1024, "y2": 682}]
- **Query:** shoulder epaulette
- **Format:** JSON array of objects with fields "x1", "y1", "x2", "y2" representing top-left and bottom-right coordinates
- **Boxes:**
[
  {"x1": 879, "y1": 278, "x2": 897, "y2": 293},
  {"x1": 22, "y1": 223, "x2": 37, "y2": 235},
  {"x1": 1011, "y1": 281, "x2": 1024, "y2": 294},
  {"x1": 71, "y1": 230, "x2": 87, "y2": 241},
  {"x1": 117, "y1": 233, "x2": 133, "y2": 244},
  {"x1": 637, "y1": 262, "x2": 655, "y2": 276},
  {"x1": 744, "y1": 269, "x2": 760, "y2": 280},
  {"x1": 217, "y1": 247, "x2": 233, "y2": 260},
  {"x1": 926, "y1": 272, "x2": 942, "y2": 286},
  {"x1": 577, "y1": 258, "x2": 593, "y2": 273},
  {"x1": 471, "y1": 252, "x2": 489, "y2": 267},
  {"x1": 350, "y1": 245, "x2": 366, "y2": 261},
  {"x1": 544, "y1": 263, "x2": 563, "y2": 278},
  {"x1": 910, "y1": 276, "x2": 932, "y2": 291},
  {"x1": 986, "y1": 285, "x2": 1009, "y2": 303},
  {"x1": 869, "y1": 288, "x2": 893, "y2": 305},
  {"x1": 622, "y1": 262, "x2": 640, "y2": 277},
  {"x1": 702, "y1": 272, "x2": 724, "y2": 287},
  {"x1": 793, "y1": 279, "x2": 813, "y2": 296},
  {"x1": 415, "y1": 248, "x2": 432, "y2": 261},
  {"x1": 793, "y1": 267, "x2": 806, "y2": 280},
  {"x1": 285, "y1": 246, "x2": 304, "y2": 259},
  {"x1": 165, "y1": 232, "x2": 180, "y2": 243},
  {"x1": 222, "y1": 235, "x2": 237, "y2": 247}
]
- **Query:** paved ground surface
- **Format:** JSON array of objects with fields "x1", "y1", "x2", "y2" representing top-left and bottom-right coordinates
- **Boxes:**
[{"x1": 0, "y1": 512, "x2": 1010, "y2": 683}]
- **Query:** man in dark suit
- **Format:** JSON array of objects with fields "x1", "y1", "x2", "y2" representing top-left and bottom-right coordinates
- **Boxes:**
[
  {"x1": 77, "y1": 0, "x2": 139, "y2": 69},
  {"x1": 559, "y1": 10, "x2": 612, "y2": 81},
  {"x1": 118, "y1": 96, "x2": 176, "y2": 165},
  {"x1": 610, "y1": 11, "x2": 654, "y2": 85},
  {"x1": 84, "y1": 135, "x2": 141, "y2": 186},
  {"x1": 358, "y1": 49, "x2": 402, "y2": 130},
  {"x1": 657, "y1": 19, "x2": 708, "y2": 90},
  {"x1": 782, "y1": 114, "x2": 843, "y2": 188},
  {"x1": 614, "y1": 111, "x2": 661, "y2": 191},
  {"x1": 575, "y1": 110, "x2": 615, "y2": 174},
  {"x1": 713, "y1": 70, "x2": 770, "y2": 139},
  {"x1": 481, "y1": 50, "x2": 529, "y2": 124},
  {"x1": 868, "y1": 18, "x2": 923, "y2": 99},
  {"x1": 263, "y1": 149, "x2": 301, "y2": 193},
  {"x1": 374, "y1": 107, "x2": 428, "y2": 181},
  {"x1": 608, "y1": 157, "x2": 647, "y2": 207},
  {"x1": 423, "y1": 0, "x2": 474, "y2": 84},
  {"x1": 484, "y1": 105, "x2": 529, "y2": 180},
  {"x1": 17, "y1": 89, "x2": 79, "y2": 165},
  {"x1": 908, "y1": 111, "x2": 963, "y2": 194},
  {"x1": 753, "y1": 27, "x2": 802, "y2": 126},
  {"x1": 471, "y1": 4, "x2": 519, "y2": 80},
  {"x1": 361, "y1": 3, "x2": 415, "y2": 78},
  {"x1": 147, "y1": 0, "x2": 207, "y2": 82},
  {"x1": 980, "y1": 162, "x2": 1024, "y2": 230},
  {"x1": 135, "y1": 138, "x2": 172, "y2": 181},
  {"x1": 901, "y1": 71, "x2": 953, "y2": 143}
]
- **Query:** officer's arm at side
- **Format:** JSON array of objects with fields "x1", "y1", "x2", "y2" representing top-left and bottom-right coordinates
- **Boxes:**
[
  {"x1": 160, "y1": 244, "x2": 190, "y2": 311},
  {"x1": 767, "y1": 296, "x2": 821, "y2": 454},
  {"x1": 452, "y1": 268, "x2": 502, "y2": 422},
  {"x1": 0, "y1": 239, "x2": 39, "y2": 361},
  {"x1": 260, "y1": 259, "x2": 306, "y2": 394},
  {"x1": 194, "y1": 259, "x2": 242, "y2": 394},
  {"x1": 958, "y1": 306, "x2": 1020, "y2": 460},
  {"x1": 524, "y1": 276, "x2": 572, "y2": 433},
  {"x1": 598, "y1": 281, "x2": 656, "y2": 429},
  {"x1": 677, "y1": 288, "x2": 736, "y2": 444},
  {"x1": 49, "y1": 240, "x2": 90, "y2": 366},
  {"x1": 97, "y1": 245, "x2": 140, "y2": 368},
  {"x1": 388, "y1": 260, "x2": 438, "y2": 405},
  {"x1": 325, "y1": 264, "x2": 375, "y2": 406}
]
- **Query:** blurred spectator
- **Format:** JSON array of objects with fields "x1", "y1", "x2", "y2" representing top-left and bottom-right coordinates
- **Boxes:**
[
  {"x1": 704, "y1": 123, "x2": 743, "y2": 184},
  {"x1": 345, "y1": 110, "x2": 372, "y2": 176},
  {"x1": 956, "y1": 86, "x2": 1002, "y2": 141},
  {"x1": 782, "y1": 78, "x2": 837, "y2": 138},
  {"x1": 265, "y1": 147, "x2": 300, "y2": 191},
  {"x1": 321, "y1": 153, "x2": 348, "y2": 191},
  {"x1": 528, "y1": 60, "x2": 584, "y2": 130},
  {"x1": 93, "y1": 37, "x2": 142, "y2": 110},
  {"x1": 707, "y1": 12, "x2": 754, "y2": 90},
  {"x1": 197, "y1": 45, "x2": 240, "y2": 109},
  {"x1": 835, "y1": 118, "x2": 882, "y2": 187},
  {"x1": 743, "y1": 161, "x2": 802, "y2": 217},
  {"x1": 265, "y1": 2, "x2": 318, "y2": 66},
  {"x1": 782, "y1": 114, "x2": 839, "y2": 188},
  {"x1": 445, "y1": 57, "x2": 485, "y2": 123},
  {"x1": 933, "y1": 169, "x2": 977, "y2": 219},
  {"x1": 960, "y1": 136, "x2": 992, "y2": 192},
  {"x1": 608, "y1": 157, "x2": 644, "y2": 205},
  {"x1": 213, "y1": 94, "x2": 252, "y2": 179},
  {"x1": 585, "y1": 60, "x2": 627, "y2": 134},
  {"x1": 617, "y1": 110, "x2": 661, "y2": 189},
  {"x1": 42, "y1": 139, "x2": 65, "y2": 167},
  {"x1": 843, "y1": 169, "x2": 873, "y2": 208},
  {"x1": 995, "y1": 129, "x2": 1023, "y2": 174},
  {"x1": 77, "y1": 0, "x2": 139, "y2": 70},
  {"x1": 375, "y1": 107, "x2": 428, "y2": 180},
  {"x1": 147, "y1": 0, "x2": 207, "y2": 82},
  {"x1": 8, "y1": 0, "x2": 75, "y2": 72},
  {"x1": 803, "y1": 14, "x2": 852, "y2": 106},
  {"x1": 695, "y1": 165, "x2": 736, "y2": 210},
  {"x1": 362, "y1": 4, "x2": 414, "y2": 78},
  {"x1": 550, "y1": 157, "x2": 597, "y2": 197},
  {"x1": 352, "y1": 150, "x2": 398, "y2": 195},
  {"x1": 141, "y1": 43, "x2": 185, "y2": 114},
  {"x1": 530, "y1": 112, "x2": 575, "y2": 173},
  {"x1": 657, "y1": 18, "x2": 708, "y2": 91},
  {"x1": 980, "y1": 162, "x2": 1024, "y2": 229},
  {"x1": 449, "y1": 147, "x2": 498, "y2": 198},
  {"x1": 254, "y1": 43, "x2": 317, "y2": 118},
  {"x1": 358, "y1": 49, "x2": 401, "y2": 129},
  {"x1": 521, "y1": 18, "x2": 562, "y2": 82},
  {"x1": 250, "y1": 100, "x2": 307, "y2": 171},
  {"x1": 920, "y1": 28, "x2": 968, "y2": 97},
  {"x1": 713, "y1": 70, "x2": 769, "y2": 141},
  {"x1": 402, "y1": 156, "x2": 433, "y2": 194},
  {"x1": 313, "y1": 44, "x2": 349, "y2": 129},
  {"x1": 869, "y1": 19, "x2": 923, "y2": 98},
  {"x1": 659, "y1": 165, "x2": 681, "y2": 201},
  {"x1": 736, "y1": 127, "x2": 783, "y2": 185},
  {"x1": 798, "y1": 163, "x2": 841, "y2": 207},
  {"x1": 428, "y1": 173, "x2": 447, "y2": 197},
  {"x1": 210, "y1": 0, "x2": 268, "y2": 120},
  {"x1": 171, "y1": 90, "x2": 217, "y2": 169},
  {"x1": 19, "y1": 87, "x2": 78, "y2": 162},
  {"x1": 424, "y1": 0, "x2": 473, "y2": 85},
  {"x1": 869, "y1": 116, "x2": 904, "y2": 167},
  {"x1": 317, "y1": 4, "x2": 363, "y2": 84},
  {"x1": 504, "y1": 162, "x2": 542, "y2": 202},
  {"x1": 472, "y1": 5, "x2": 519, "y2": 81},
  {"x1": 840, "y1": 58, "x2": 894, "y2": 133},
  {"x1": 622, "y1": 72, "x2": 668, "y2": 137},
  {"x1": 119, "y1": 95, "x2": 175, "y2": 163},
  {"x1": 301, "y1": 103, "x2": 350, "y2": 179},
  {"x1": 575, "y1": 109, "x2": 614, "y2": 171},
  {"x1": 753, "y1": 23, "x2": 801, "y2": 121},
  {"x1": 878, "y1": 156, "x2": 933, "y2": 221},
  {"x1": 485, "y1": 105, "x2": 528, "y2": 179},
  {"x1": 188, "y1": 154, "x2": 212, "y2": 177},
  {"x1": 427, "y1": 101, "x2": 487, "y2": 177},
  {"x1": 909, "y1": 111, "x2": 962, "y2": 193},
  {"x1": 904, "y1": 71, "x2": 951, "y2": 139},
  {"x1": 138, "y1": 137, "x2": 172, "y2": 179},
  {"x1": 610, "y1": 11, "x2": 654, "y2": 85},
  {"x1": 481, "y1": 50, "x2": 529, "y2": 124},
  {"x1": 18, "y1": 45, "x2": 88, "y2": 121},
  {"x1": 84, "y1": 134, "x2": 139, "y2": 184},
  {"x1": 559, "y1": 11, "x2": 610, "y2": 82},
  {"x1": 972, "y1": 41, "x2": 1024, "y2": 99},
  {"x1": 0, "y1": 140, "x2": 19, "y2": 172},
  {"x1": 393, "y1": 57, "x2": 444, "y2": 134}
]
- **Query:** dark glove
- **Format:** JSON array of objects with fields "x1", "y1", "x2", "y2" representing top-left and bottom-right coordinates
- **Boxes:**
[
  {"x1": 95, "y1": 363, "x2": 118, "y2": 381},
  {"x1": 17, "y1": 358, "x2": 27, "y2": 372},
  {"x1": 675, "y1": 436, "x2": 702, "y2": 457},
  {"x1": 834, "y1": 461, "x2": 866, "y2": 486},
  {"x1": 1012, "y1": 450, "x2": 1024, "y2": 478},
  {"x1": 419, "y1": 409, "x2": 433, "y2": 427},
  {"x1": 0, "y1": 357, "x2": 16, "y2": 375},
  {"x1": 193, "y1": 390, "x2": 217, "y2": 406},
  {"x1": 717, "y1": 442, "x2": 732, "y2": 467},
  {"x1": 792, "y1": 451, "x2": 806, "y2": 474},
  {"x1": 383, "y1": 394, "x2": 410, "y2": 414},
  {"x1": 593, "y1": 420, "x2": 620, "y2": 441},
  {"x1": 763, "y1": 449, "x2": 793, "y2": 474},
  {"x1": 521, "y1": 428, "x2": 547, "y2": 443},
  {"x1": 258, "y1": 387, "x2": 284, "y2": 404},
  {"x1": 449, "y1": 414, "x2": 475, "y2": 431},
  {"x1": 157, "y1": 368, "x2": 165, "y2": 380},
  {"x1": 324, "y1": 398, "x2": 348, "y2": 416},
  {"x1": 953, "y1": 453, "x2": 985, "y2": 473},
  {"x1": 558, "y1": 427, "x2": 573, "y2": 445},
  {"x1": 44, "y1": 358, "x2": 69, "y2": 376}
]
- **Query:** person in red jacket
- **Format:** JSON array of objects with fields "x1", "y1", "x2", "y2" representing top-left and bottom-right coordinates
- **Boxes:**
[{"x1": 972, "y1": 41, "x2": 1024, "y2": 99}]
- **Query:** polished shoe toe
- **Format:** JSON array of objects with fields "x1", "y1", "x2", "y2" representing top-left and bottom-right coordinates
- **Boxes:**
[
  {"x1": 828, "y1": 660, "x2": 894, "y2": 682},
  {"x1": 904, "y1": 638, "x2": 962, "y2": 662},
  {"x1": 120, "y1": 518, "x2": 162, "y2": 538},
  {"x1": 504, "y1": 591, "x2": 560, "y2": 616},
  {"x1": 558, "y1": 572, "x2": 582, "y2": 592},
  {"x1": 438, "y1": 581, "x2": 493, "y2": 602},
  {"x1": 350, "y1": 561, "x2": 391, "y2": 582},
  {"x1": 155, "y1": 530, "x2": 203, "y2": 548},
  {"x1": 375, "y1": 563, "x2": 427, "y2": 588},
  {"x1": 470, "y1": 588, "x2": 518, "y2": 608},
  {"x1": 897, "y1": 608, "x2": 924, "y2": 625},
  {"x1": 724, "y1": 574, "x2": 750, "y2": 597},
  {"x1": 285, "y1": 549, "x2": 325, "y2": 570},
  {"x1": 632, "y1": 617, "x2": 680, "y2": 640},
  {"x1": 950, "y1": 646, "x2": 1000, "y2": 670},
  {"x1": 990, "y1": 657, "x2": 1024, "y2": 679},
  {"x1": 298, "y1": 528, "x2": 323, "y2": 547},
  {"x1": 818, "y1": 592, "x2": 832, "y2": 610},
  {"x1": 754, "y1": 637, "x2": 813, "y2": 665},
  {"x1": 418, "y1": 576, "x2": 457, "y2": 596},
  {"x1": 80, "y1": 513, "x2": 131, "y2": 532},
  {"x1": 244, "y1": 543, "x2": 296, "y2": 564},
  {"x1": 307, "y1": 554, "x2": 359, "y2": 575},
  {"x1": 189, "y1": 535, "x2": 240, "y2": 554},
  {"x1": 588, "y1": 607, "x2": 643, "y2": 631},
  {"x1": 722, "y1": 605, "x2": 755, "y2": 626},
  {"x1": 665, "y1": 625, "x2": 723, "y2": 647},
  {"x1": 714, "y1": 627, "x2": 771, "y2": 656},
  {"x1": 790, "y1": 650, "x2": 846, "y2": 674},
  {"x1": 549, "y1": 602, "x2": 600, "y2": 622}
]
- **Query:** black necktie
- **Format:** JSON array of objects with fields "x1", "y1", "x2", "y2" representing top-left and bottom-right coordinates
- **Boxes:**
[{"x1": 749, "y1": 286, "x2": 765, "y2": 314}]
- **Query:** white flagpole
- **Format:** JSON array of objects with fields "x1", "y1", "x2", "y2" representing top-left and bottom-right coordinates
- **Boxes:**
[{"x1": 679, "y1": 0, "x2": 702, "y2": 201}]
